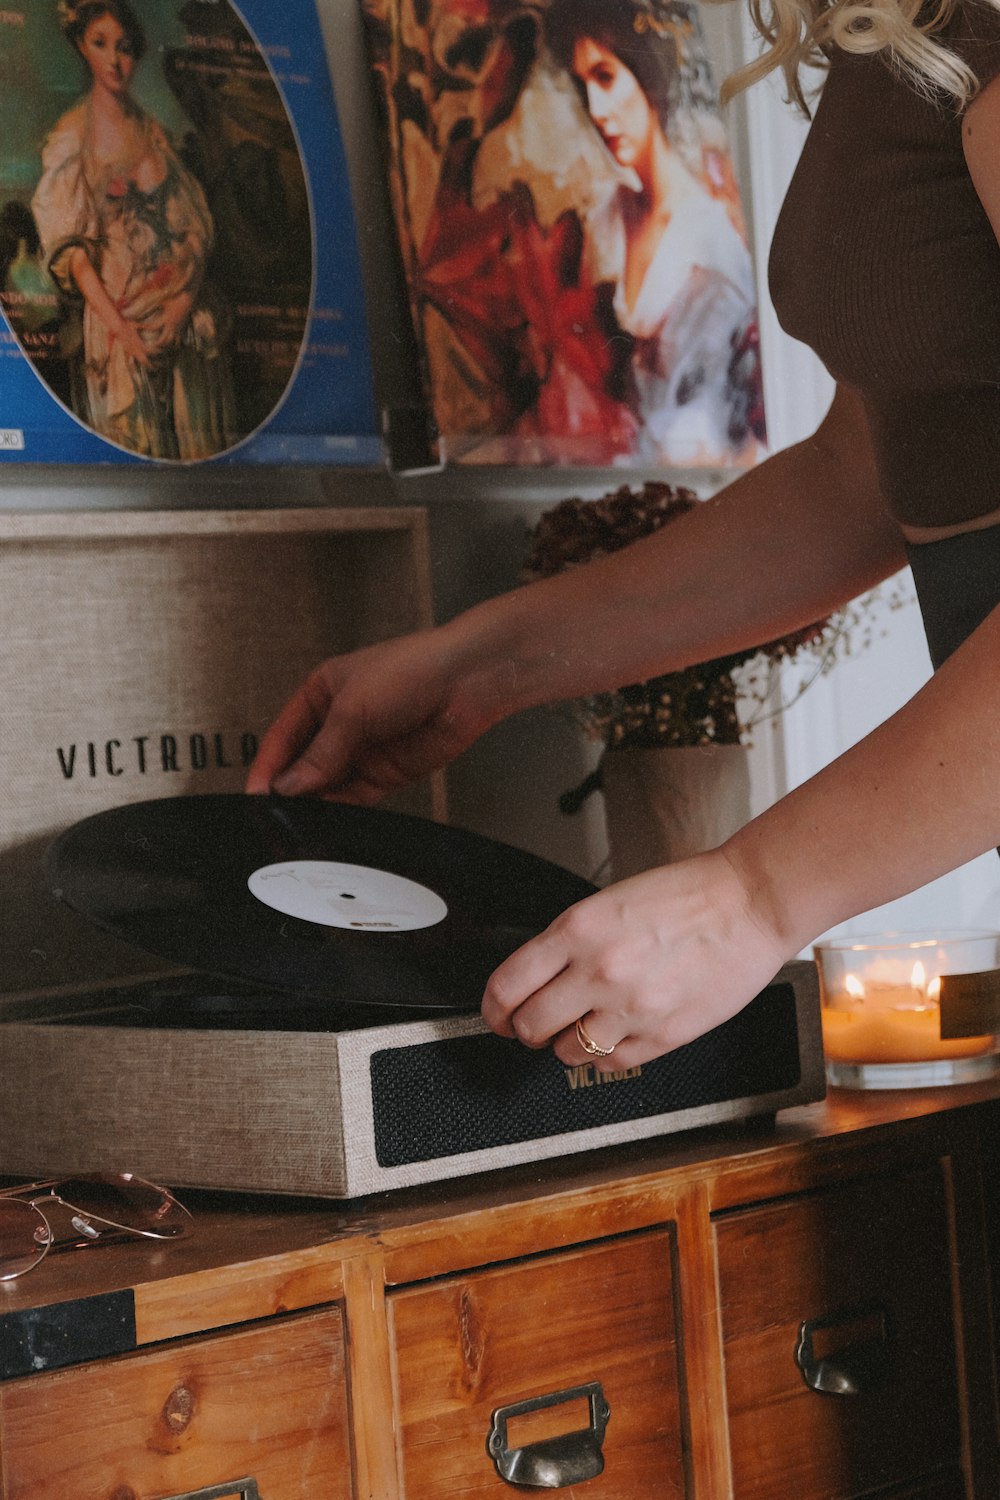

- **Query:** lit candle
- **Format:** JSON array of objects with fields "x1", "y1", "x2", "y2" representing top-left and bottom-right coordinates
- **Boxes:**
[
  {"x1": 820, "y1": 955, "x2": 993, "y2": 1064},
  {"x1": 815, "y1": 931, "x2": 1000, "y2": 1089}
]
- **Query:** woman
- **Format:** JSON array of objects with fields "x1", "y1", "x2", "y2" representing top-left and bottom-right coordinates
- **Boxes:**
[
  {"x1": 248, "y1": 0, "x2": 1000, "y2": 1073},
  {"x1": 31, "y1": 0, "x2": 233, "y2": 459},
  {"x1": 545, "y1": 0, "x2": 765, "y2": 466}
]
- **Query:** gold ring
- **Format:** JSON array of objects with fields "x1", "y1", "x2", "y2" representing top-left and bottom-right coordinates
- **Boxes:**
[{"x1": 575, "y1": 1017, "x2": 615, "y2": 1058}]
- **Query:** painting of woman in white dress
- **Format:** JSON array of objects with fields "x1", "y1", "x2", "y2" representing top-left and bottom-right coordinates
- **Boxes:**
[
  {"x1": 546, "y1": 0, "x2": 765, "y2": 467},
  {"x1": 28, "y1": 0, "x2": 234, "y2": 459},
  {"x1": 0, "y1": 0, "x2": 315, "y2": 463},
  {"x1": 362, "y1": 0, "x2": 765, "y2": 469}
]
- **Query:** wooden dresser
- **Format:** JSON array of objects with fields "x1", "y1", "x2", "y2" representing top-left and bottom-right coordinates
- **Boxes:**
[{"x1": 1, "y1": 1082, "x2": 999, "y2": 1500}]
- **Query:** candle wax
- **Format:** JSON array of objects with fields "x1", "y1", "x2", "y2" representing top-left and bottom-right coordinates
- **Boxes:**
[{"x1": 822, "y1": 987, "x2": 994, "y2": 1064}]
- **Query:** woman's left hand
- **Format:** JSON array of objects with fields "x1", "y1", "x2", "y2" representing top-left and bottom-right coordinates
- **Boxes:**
[
  {"x1": 481, "y1": 848, "x2": 790, "y2": 1067},
  {"x1": 144, "y1": 291, "x2": 194, "y2": 353}
]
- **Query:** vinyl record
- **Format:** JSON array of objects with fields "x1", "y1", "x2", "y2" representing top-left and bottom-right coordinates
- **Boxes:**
[{"x1": 47, "y1": 795, "x2": 598, "y2": 1012}]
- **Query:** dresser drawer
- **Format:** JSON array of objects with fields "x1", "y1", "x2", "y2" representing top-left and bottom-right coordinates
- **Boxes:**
[
  {"x1": 0, "y1": 1308, "x2": 352, "y2": 1499},
  {"x1": 389, "y1": 1230, "x2": 684, "y2": 1497},
  {"x1": 716, "y1": 1167, "x2": 960, "y2": 1500}
]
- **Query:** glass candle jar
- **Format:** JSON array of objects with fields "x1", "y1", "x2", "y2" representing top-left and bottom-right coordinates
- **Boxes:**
[{"x1": 814, "y1": 930, "x2": 1000, "y2": 1089}]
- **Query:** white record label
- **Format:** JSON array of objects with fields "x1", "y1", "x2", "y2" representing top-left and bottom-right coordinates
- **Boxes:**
[{"x1": 247, "y1": 860, "x2": 448, "y2": 931}]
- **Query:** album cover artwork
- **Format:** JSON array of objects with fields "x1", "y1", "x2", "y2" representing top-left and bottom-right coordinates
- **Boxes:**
[
  {"x1": 0, "y1": 0, "x2": 380, "y2": 465},
  {"x1": 361, "y1": 0, "x2": 767, "y2": 469}
]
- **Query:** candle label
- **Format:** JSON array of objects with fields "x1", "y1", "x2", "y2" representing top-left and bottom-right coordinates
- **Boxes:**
[{"x1": 938, "y1": 970, "x2": 1000, "y2": 1038}]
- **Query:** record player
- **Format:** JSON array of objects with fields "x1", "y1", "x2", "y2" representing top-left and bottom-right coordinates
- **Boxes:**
[
  {"x1": 0, "y1": 793, "x2": 826, "y2": 1198},
  {"x1": 0, "y1": 505, "x2": 824, "y2": 1196}
]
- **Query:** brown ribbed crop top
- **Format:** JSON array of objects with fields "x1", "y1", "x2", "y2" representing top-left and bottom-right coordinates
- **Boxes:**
[{"x1": 768, "y1": 3, "x2": 1000, "y2": 525}]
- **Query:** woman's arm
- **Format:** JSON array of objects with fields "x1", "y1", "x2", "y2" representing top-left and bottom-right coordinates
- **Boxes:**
[
  {"x1": 477, "y1": 383, "x2": 900, "y2": 701},
  {"x1": 731, "y1": 603, "x2": 1000, "y2": 947},
  {"x1": 486, "y1": 586, "x2": 1000, "y2": 1068},
  {"x1": 248, "y1": 384, "x2": 902, "y2": 797}
]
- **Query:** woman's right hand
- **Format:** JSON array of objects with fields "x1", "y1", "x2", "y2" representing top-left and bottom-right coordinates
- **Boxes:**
[
  {"x1": 245, "y1": 627, "x2": 500, "y2": 802},
  {"x1": 113, "y1": 314, "x2": 150, "y2": 367},
  {"x1": 66, "y1": 247, "x2": 151, "y2": 367}
]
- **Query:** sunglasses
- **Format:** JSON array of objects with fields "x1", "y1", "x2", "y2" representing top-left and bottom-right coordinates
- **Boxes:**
[{"x1": 0, "y1": 1172, "x2": 191, "y2": 1281}]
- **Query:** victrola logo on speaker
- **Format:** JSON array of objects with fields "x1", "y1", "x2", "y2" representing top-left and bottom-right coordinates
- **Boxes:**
[{"x1": 565, "y1": 1065, "x2": 643, "y2": 1091}]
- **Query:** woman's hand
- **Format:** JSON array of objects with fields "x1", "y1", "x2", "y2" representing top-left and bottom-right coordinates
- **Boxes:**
[
  {"x1": 112, "y1": 313, "x2": 150, "y2": 367},
  {"x1": 481, "y1": 847, "x2": 790, "y2": 1067},
  {"x1": 143, "y1": 290, "x2": 194, "y2": 354},
  {"x1": 246, "y1": 629, "x2": 503, "y2": 802},
  {"x1": 66, "y1": 246, "x2": 151, "y2": 367}
]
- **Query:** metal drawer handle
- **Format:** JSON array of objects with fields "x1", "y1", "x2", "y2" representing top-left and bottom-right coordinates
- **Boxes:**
[
  {"x1": 487, "y1": 1380, "x2": 610, "y2": 1489},
  {"x1": 158, "y1": 1481, "x2": 260, "y2": 1500},
  {"x1": 795, "y1": 1303, "x2": 892, "y2": 1396}
]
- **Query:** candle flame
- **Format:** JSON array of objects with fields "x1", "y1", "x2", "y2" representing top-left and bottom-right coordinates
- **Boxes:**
[
  {"x1": 927, "y1": 974, "x2": 942, "y2": 1002},
  {"x1": 911, "y1": 960, "x2": 926, "y2": 990},
  {"x1": 845, "y1": 973, "x2": 865, "y2": 1000}
]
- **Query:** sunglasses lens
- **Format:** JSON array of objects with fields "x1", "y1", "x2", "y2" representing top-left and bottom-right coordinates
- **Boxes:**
[
  {"x1": 0, "y1": 1200, "x2": 52, "y2": 1280},
  {"x1": 57, "y1": 1174, "x2": 191, "y2": 1239}
]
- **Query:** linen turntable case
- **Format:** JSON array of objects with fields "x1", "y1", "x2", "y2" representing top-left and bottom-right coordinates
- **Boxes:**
[
  {"x1": 0, "y1": 506, "x2": 825, "y2": 1195},
  {"x1": 0, "y1": 506, "x2": 439, "y2": 995}
]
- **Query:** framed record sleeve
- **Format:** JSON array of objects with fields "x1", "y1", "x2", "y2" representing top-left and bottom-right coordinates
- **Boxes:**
[
  {"x1": 0, "y1": 0, "x2": 380, "y2": 465},
  {"x1": 0, "y1": 504, "x2": 439, "y2": 994},
  {"x1": 361, "y1": 0, "x2": 767, "y2": 469}
]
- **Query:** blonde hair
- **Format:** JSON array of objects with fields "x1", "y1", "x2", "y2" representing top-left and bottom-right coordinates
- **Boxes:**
[{"x1": 714, "y1": 0, "x2": 990, "y2": 112}]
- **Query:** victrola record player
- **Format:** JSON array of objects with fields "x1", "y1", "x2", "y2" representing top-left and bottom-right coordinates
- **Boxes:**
[{"x1": 0, "y1": 506, "x2": 825, "y2": 1198}]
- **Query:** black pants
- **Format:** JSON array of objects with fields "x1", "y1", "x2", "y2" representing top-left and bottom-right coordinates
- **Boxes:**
[{"x1": 904, "y1": 522, "x2": 1000, "y2": 671}]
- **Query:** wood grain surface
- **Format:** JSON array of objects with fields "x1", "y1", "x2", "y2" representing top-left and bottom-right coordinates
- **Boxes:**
[
  {"x1": 0, "y1": 1308, "x2": 353, "y2": 1499},
  {"x1": 0, "y1": 1084, "x2": 997, "y2": 1499}
]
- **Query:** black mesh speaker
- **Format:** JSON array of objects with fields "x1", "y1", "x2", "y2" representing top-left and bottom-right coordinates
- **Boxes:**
[{"x1": 371, "y1": 979, "x2": 801, "y2": 1166}]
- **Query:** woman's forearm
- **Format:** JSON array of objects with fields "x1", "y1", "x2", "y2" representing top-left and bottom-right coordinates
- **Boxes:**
[
  {"x1": 727, "y1": 600, "x2": 1000, "y2": 953},
  {"x1": 67, "y1": 247, "x2": 123, "y2": 333},
  {"x1": 479, "y1": 541, "x2": 1000, "y2": 1073},
  {"x1": 249, "y1": 388, "x2": 906, "y2": 800},
  {"x1": 451, "y1": 385, "x2": 906, "y2": 724}
]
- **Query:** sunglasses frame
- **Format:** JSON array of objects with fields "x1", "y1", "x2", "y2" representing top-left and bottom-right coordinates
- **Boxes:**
[{"x1": 0, "y1": 1172, "x2": 191, "y2": 1282}]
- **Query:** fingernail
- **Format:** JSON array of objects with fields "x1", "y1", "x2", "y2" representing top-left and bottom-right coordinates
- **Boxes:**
[{"x1": 272, "y1": 769, "x2": 306, "y2": 796}]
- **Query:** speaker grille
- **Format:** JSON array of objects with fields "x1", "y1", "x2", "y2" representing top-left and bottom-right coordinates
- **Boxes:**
[{"x1": 371, "y1": 982, "x2": 800, "y2": 1166}]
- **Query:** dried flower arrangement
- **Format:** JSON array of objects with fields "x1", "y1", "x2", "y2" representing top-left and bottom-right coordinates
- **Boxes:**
[{"x1": 523, "y1": 483, "x2": 907, "y2": 800}]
